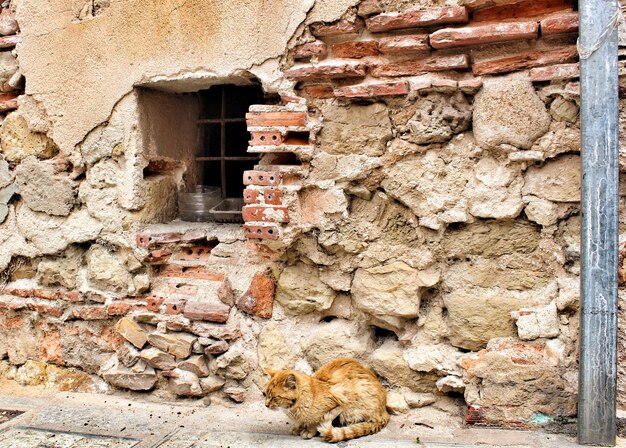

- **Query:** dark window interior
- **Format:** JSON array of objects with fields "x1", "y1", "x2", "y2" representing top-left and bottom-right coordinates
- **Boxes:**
[{"x1": 197, "y1": 84, "x2": 264, "y2": 198}]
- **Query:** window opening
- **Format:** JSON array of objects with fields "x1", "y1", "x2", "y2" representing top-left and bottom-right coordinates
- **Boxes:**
[{"x1": 196, "y1": 84, "x2": 264, "y2": 198}]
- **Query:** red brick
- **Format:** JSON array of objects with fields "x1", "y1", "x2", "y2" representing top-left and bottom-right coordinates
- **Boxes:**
[
  {"x1": 40, "y1": 326, "x2": 63, "y2": 365},
  {"x1": 3, "y1": 288, "x2": 32, "y2": 298},
  {"x1": 334, "y1": 80, "x2": 409, "y2": 98},
  {"x1": 378, "y1": 35, "x2": 430, "y2": 54},
  {"x1": 472, "y1": 0, "x2": 573, "y2": 22},
  {"x1": 472, "y1": 45, "x2": 578, "y2": 76},
  {"x1": 332, "y1": 40, "x2": 379, "y2": 59},
  {"x1": 107, "y1": 302, "x2": 132, "y2": 316},
  {"x1": 0, "y1": 34, "x2": 20, "y2": 49},
  {"x1": 144, "y1": 158, "x2": 178, "y2": 174},
  {"x1": 529, "y1": 62, "x2": 579, "y2": 81},
  {"x1": 72, "y1": 306, "x2": 108, "y2": 321},
  {"x1": 136, "y1": 232, "x2": 182, "y2": 249},
  {"x1": 61, "y1": 291, "x2": 83, "y2": 302},
  {"x1": 164, "y1": 297, "x2": 186, "y2": 315},
  {"x1": 294, "y1": 41, "x2": 328, "y2": 60},
  {"x1": 371, "y1": 54, "x2": 470, "y2": 77},
  {"x1": 236, "y1": 272, "x2": 275, "y2": 319},
  {"x1": 204, "y1": 340, "x2": 230, "y2": 355},
  {"x1": 284, "y1": 61, "x2": 367, "y2": 81},
  {"x1": 243, "y1": 224, "x2": 280, "y2": 240},
  {"x1": 183, "y1": 301, "x2": 231, "y2": 323},
  {"x1": 158, "y1": 264, "x2": 225, "y2": 282},
  {"x1": 310, "y1": 19, "x2": 362, "y2": 37},
  {"x1": 245, "y1": 111, "x2": 306, "y2": 127},
  {"x1": 430, "y1": 21, "x2": 538, "y2": 49},
  {"x1": 146, "y1": 296, "x2": 165, "y2": 312},
  {"x1": 249, "y1": 131, "x2": 284, "y2": 146},
  {"x1": 243, "y1": 170, "x2": 281, "y2": 186},
  {"x1": 263, "y1": 189, "x2": 283, "y2": 205},
  {"x1": 0, "y1": 92, "x2": 18, "y2": 112},
  {"x1": 366, "y1": 7, "x2": 468, "y2": 33},
  {"x1": 173, "y1": 241, "x2": 216, "y2": 262},
  {"x1": 242, "y1": 206, "x2": 289, "y2": 223},
  {"x1": 28, "y1": 303, "x2": 63, "y2": 317},
  {"x1": 300, "y1": 84, "x2": 335, "y2": 99},
  {"x1": 466, "y1": 405, "x2": 487, "y2": 425},
  {"x1": 243, "y1": 188, "x2": 261, "y2": 204},
  {"x1": 224, "y1": 387, "x2": 246, "y2": 403},
  {"x1": 31, "y1": 289, "x2": 62, "y2": 300},
  {"x1": 540, "y1": 12, "x2": 578, "y2": 36},
  {"x1": 167, "y1": 282, "x2": 199, "y2": 295},
  {"x1": 144, "y1": 249, "x2": 172, "y2": 263}
]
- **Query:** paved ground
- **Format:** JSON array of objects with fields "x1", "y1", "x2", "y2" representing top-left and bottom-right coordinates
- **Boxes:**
[{"x1": 0, "y1": 380, "x2": 623, "y2": 448}]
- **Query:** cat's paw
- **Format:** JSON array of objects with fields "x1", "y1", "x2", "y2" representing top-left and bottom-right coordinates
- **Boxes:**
[
  {"x1": 290, "y1": 425, "x2": 303, "y2": 436},
  {"x1": 300, "y1": 428, "x2": 317, "y2": 439},
  {"x1": 317, "y1": 421, "x2": 334, "y2": 441}
]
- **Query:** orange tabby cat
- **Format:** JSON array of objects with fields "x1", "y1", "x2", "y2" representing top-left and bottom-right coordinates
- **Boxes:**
[{"x1": 263, "y1": 358, "x2": 389, "y2": 442}]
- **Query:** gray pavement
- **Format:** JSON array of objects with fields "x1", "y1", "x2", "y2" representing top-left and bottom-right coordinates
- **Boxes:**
[{"x1": 0, "y1": 380, "x2": 621, "y2": 447}]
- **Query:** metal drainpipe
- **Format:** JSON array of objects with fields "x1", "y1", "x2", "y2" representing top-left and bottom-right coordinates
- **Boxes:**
[{"x1": 578, "y1": 0, "x2": 620, "y2": 445}]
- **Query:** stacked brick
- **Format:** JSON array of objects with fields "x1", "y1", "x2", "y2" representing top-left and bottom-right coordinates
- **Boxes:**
[
  {"x1": 288, "y1": 0, "x2": 580, "y2": 100},
  {"x1": 243, "y1": 104, "x2": 312, "y2": 241}
]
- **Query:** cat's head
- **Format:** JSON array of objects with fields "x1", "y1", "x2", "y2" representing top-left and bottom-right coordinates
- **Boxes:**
[{"x1": 263, "y1": 368, "x2": 300, "y2": 409}]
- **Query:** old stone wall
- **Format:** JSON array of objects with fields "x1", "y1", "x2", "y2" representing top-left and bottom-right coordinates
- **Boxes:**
[{"x1": 0, "y1": 0, "x2": 624, "y2": 432}]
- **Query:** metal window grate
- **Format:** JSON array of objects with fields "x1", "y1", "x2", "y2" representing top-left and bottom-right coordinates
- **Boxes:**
[{"x1": 197, "y1": 85, "x2": 264, "y2": 198}]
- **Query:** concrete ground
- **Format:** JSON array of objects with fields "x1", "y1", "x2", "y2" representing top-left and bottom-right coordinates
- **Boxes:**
[{"x1": 0, "y1": 380, "x2": 623, "y2": 448}]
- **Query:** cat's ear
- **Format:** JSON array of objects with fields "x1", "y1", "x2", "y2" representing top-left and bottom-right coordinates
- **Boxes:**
[
  {"x1": 263, "y1": 368, "x2": 276, "y2": 378},
  {"x1": 284, "y1": 373, "x2": 297, "y2": 390}
]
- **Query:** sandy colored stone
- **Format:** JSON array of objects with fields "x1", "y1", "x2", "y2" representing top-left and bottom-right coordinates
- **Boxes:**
[
  {"x1": 147, "y1": 332, "x2": 196, "y2": 359},
  {"x1": 319, "y1": 102, "x2": 392, "y2": 157},
  {"x1": 369, "y1": 339, "x2": 439, "y2": 392},
  {"x1": 117, "y1": 342, "x2": 140, "y2": 367},
  {"x1": 139, "y1": 347, "x2": 177, "y2": 370},
  {"x1": 473, "y1": 78, "x2": 550, "y2": 149},
  {"x1": 15, "y1": 360, "x2": 48, "y2": 386},
  {"x1": 0, "y1": 157, "x2": 10, "y2": 189},
  {"x1": 15, "y1": 157, "x2": 77, "y2": 216},
  {"x1": 168, "y1": 368, "x2": 204, "y2": 397},
  {"x1": 209, "y1": 345, "x2": 250, "y2": 380},
  {"x1": 512, "y1": 302, "x2": 560, "y2": 341},
  {"x1": 0, "y1": 182, "x2": 15, "y2": 223},
  {"x1": 386, "y1": 391, "x2": 409, "y2": 414},
  {"x1": 86, "y1": 244, "x2": 135, "y2": 293},
  {"x1": 37, "y1": 245, "x2": 83, "y2": 289},
  {"x1": 467, "y1": 156, "x2": 523, "y2": 220},
  {"x1": 178, "y1": 355, "x2": 210, "y2": 377},
  {"x1": 445, "y1": 291, "x2": 554, "y2": 351},
  {"x1": 0, "y1": 112, "x2": 58, "y2": 163},
  {"x1": 276, "y1": 263, "x2": 336, "y2": 314},
  {"x1": 199, "y1": 375, "x2": 226, "y2": 393},
  {"x1": 403, "y1": 391, "x2": 437, "y2": 408},
  {"x1": 436, "y1": 375, "x2": 465, "y2": 394},
  {"x1": 404, "y1": 344, "x2": 463, "y2": 376},
  {"x1": 16, "y1": 204, "x2": 102, "y2": 255},
  {"x1": 549, "y1": 96, "x2": 578, "y2": 123},
  {"x1": 115, "y1": 317, "x2": 148, "y2": 349},
  {"x1": 522, "y1": 154, "x2": 580, "y2": 203},
  {"x1": 352, "y1": 261, "x2": 427, "y2": 320},
  {"x1": 301, "y1": 319, "x2": 374, "y2": 370},
  {"x1": 257, "y1": 322, "x2": 297, "y2": 371},
  {"x1": 101, "y1": 357, "x2": 157, "y2": 391}
]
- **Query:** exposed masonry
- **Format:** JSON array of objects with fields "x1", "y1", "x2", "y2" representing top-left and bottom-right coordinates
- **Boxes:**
[{"x1": 2, "y1": 0, "x2": 626, "y2": 433}]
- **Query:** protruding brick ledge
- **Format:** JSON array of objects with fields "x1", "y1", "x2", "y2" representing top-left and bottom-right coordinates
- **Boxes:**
[
  {"x1": 366, "y1": 6, "x2": 469, "y2": 32},
  {"x1": 471, "y1": 0, "x2": 573, "y2": 22},
  {"x1": 334, "y1": 80, "x2": 410, "y2": 98},
  {"x1": 430, "y1": 21, "x2": 539, "y2": 49},
  {"x1": 540, "y1": 12, "x2": 578, "y2": 36},
  {"x1": 285, "y1": 61, "x2": 367, "y2": 81},
  {"x1": 332, "y1": 40, "x2": 379, "y2": 59},
  {"x1": 379, "y1": 35, "x2": 431, "y2": 54},
  {"x1": 294, "y1": 41, "x2": 328, "y2": 60},
  {"x1": 529, "y1": 62, "x2": 579, "y2": 81},
  {"x1": 311, "y1": 19, "x2": 363, "y2": 37},
  {"x1": 472, "y1": 45, "x2": 577, "y2": 76},
  {"x1": 371, "y1": 54, "x2": 470, "y2": 77}
]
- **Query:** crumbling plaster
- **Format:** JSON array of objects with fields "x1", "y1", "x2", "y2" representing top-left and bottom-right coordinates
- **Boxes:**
[{"x1": 15, "y1": 0, "x2": 356, "y2": 153}]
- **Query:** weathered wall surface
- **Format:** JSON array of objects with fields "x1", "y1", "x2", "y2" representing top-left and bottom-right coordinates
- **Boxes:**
[{"x1": 0, "y1": 0, "x2": 624, "y2": 434}]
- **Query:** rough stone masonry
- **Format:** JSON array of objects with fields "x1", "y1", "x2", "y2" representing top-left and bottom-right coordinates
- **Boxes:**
[{"x1": 0, "y1": 0, "x2": 625, "y2": 432}]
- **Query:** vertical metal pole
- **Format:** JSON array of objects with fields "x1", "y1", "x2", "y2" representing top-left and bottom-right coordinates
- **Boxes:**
[{"x1": 578, "y1": 0, "x2": 620, "y2": 445}]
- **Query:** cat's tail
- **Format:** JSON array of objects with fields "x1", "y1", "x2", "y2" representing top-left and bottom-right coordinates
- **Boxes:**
[{"x1": 318, "y1": 414, "x2": 389, "y2": 443}]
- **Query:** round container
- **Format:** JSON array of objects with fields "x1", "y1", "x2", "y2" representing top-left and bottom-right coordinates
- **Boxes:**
[{"x1": 178, "y1": 186, "x2": 221, "y2": 222}]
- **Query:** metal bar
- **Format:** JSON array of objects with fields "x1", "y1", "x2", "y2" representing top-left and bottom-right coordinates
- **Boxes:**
[
  {"x1": 220, "y1": 87, "x2": 227, "y2": 198},
  {"x1": 196, "y1": 157, "x2": 259, "y2": 162},
  {"x1": 578, "y1": 0, "x2": 620, "y2": 445},
  {"x1": 197, "y1": 118, "x2": 246, "y2": 124}
]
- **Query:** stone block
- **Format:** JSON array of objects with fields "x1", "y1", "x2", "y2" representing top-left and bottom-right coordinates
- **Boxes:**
[
  {"x1": 430, "y1": 21, "x2": 538, "y2": 49},
  {"x1": 209, "y1": 345, "x2": 250, "y2": 380},
  {"x1": 512, "y1": 302, "x2": 560, "y2": 341},
  {"x1": 168, "y1": 368, "x2": 204, "y2": 397},
  {"x1": 276, "y1": 263, "x2": 335, "y2": 314},
  {"x1": 101, "y1": 357, "x2": 157, "y2": 391},
  {"x1": 199, "y1": 375, "x2": 225, "y2": 393},
  {"x1": 147, "y1": 332, "x2": 196, "y2": 359},
  {"x1": 37, "y1": 245, "x2": 83, "y2": 289},
  {"x1": 371, "y1": 54, "x2": 469, "y2": 77},
  {"x1": 473, "y1": 78, "x2": 550, "y2": 150},
  {"x1": 522, "y1": 154, "x2": 580, "y2": 202},
  {"x1": 0, "y1": 9, "x2": 18, "y2": 36},
  {"x1": 87, "y1": 245, "x2": 135, "y2": 294},
  {"x1": 139, "y1": 347, "x2": 177, "y2": 370},
  {"x1": 178, "y1": 354, "x2": 210, "y2": 377},
  {"x1": 366, "y1": 7, "x2": 468, "y2": 32},
  {"x1": 0, "y1": 113, "x2": 58, "y2": 163},
  {"x1": 332, "y1": 40, "x2": 379, "y2": 59},
  {"x1": 257, "y1": 322, "x2": 297, "y2": 371},
  {"x1": 204, "y1": 340, "x2": 229, "y2": 355},
  {"x1": 183, "y1": 301, "x2": 231, "y2": 323},
  {"x1": 224, "y1": 387, "x2": 246, "y2": 403}
]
